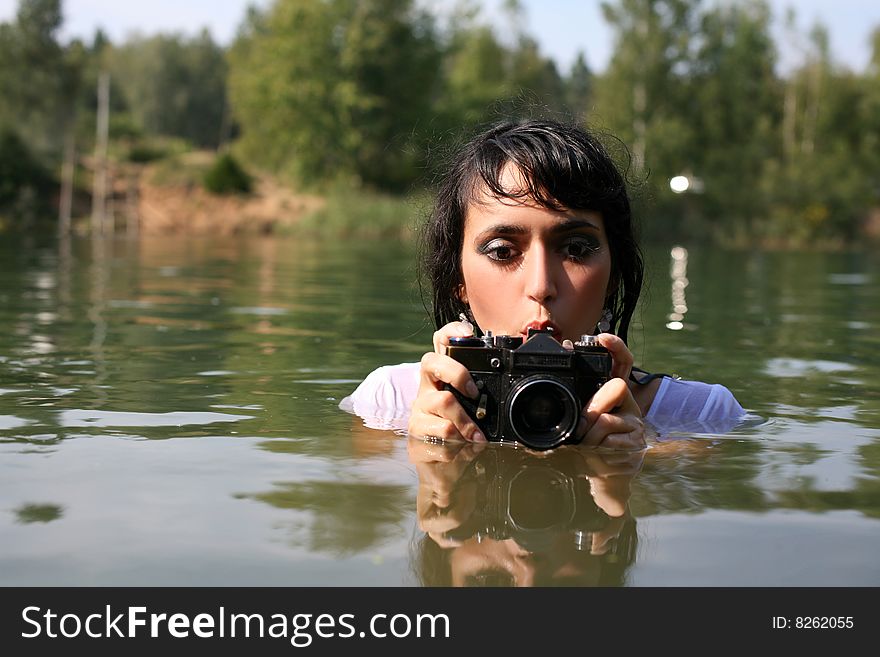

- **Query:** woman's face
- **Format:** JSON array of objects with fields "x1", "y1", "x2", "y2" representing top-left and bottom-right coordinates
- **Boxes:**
[{"x1": 459, "y1": 164, "x2": 612, "y2": 343}]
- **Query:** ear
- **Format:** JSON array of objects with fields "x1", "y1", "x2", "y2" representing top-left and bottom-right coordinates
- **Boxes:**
[{"x1": 457, "y1": 284, "x2": 469, "y2": 305}]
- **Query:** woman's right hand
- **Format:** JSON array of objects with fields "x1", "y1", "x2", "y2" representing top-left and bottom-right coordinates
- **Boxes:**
[{"x1": 408, "y1": 320, "x2": 488, "y2": 443}]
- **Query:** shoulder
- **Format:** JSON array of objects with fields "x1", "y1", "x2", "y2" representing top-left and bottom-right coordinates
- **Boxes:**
[
  {"x1": 645, "y1": 376, "x2": 746, "y2": 435},
  {"x1": 338, "y1": 362, "x2": 420, "y2": 431}
]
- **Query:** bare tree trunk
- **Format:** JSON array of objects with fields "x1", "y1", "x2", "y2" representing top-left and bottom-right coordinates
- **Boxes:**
[
  {"x1": 801, "y1": 62, "x2": 822, "y2": 155},
  {"x1": 632, "y1": 80, "x2": 647, "y2": 174},
  {"x1": 91, "y1": 72, "x2": 110, "y2": 236},
  {"x1": 126, "y1": 166, "x2": 140, "y2": 239},
  {"x1": 59, "y1": 129, "x2": 75, "y2": 237}
]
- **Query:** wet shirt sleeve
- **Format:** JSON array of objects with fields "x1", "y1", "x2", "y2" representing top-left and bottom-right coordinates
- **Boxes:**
[
  {"x1": 645, "y1": 376, "x2": 746, "y2": 436},
  {"x1": 338, "y1": 362, "x2": 420, "y2": 431}
]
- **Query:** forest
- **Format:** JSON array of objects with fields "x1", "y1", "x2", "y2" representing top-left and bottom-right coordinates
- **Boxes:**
[{"x1": 1, "y1": 0, "x2": 879, "y2": 245}]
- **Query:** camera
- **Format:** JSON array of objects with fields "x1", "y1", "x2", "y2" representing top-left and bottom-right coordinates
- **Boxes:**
[
  {"x1": 447, "y1": 329, "x2": 611, "y2": 450},
  {"x1": 442, "y1": 447, "x2": 611, "y2": 553}
]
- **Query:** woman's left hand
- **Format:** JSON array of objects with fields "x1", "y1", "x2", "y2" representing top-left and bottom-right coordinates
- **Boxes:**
[{"x1": 574, "y1": 334, "x2": 645, "y2": 450}]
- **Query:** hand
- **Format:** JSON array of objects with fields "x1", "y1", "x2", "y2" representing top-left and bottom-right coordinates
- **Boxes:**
[
  {"x1": 575, "y1": 377, "x2": 645, "y2": 450},
  {"x1": 575, "y1": 335, "x2": 645, "y2": 450},
  {"x1": 409, "y1": 438, "x2": 485, "y2": 547},
  {"x1": 408, "y1": 321, "x2": 487, "y2": 443}
]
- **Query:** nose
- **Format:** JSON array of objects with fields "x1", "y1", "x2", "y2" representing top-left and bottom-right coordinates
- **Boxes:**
[{"x1": 524, "y1": 244, "x2": 558, "y2": 305}]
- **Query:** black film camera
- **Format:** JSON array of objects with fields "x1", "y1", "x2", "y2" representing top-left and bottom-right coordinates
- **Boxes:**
[{"x1": 447, "y1": 329, "x2": 611, "y2": 450}]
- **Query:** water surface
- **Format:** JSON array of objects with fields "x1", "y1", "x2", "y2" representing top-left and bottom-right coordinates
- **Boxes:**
[{"x1": 1, "y1": 235, "x2": 878, "y2": 586}]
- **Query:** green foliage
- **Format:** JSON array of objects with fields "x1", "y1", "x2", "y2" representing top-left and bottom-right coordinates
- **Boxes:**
[
  {"x1": 0, "y1": 0, "x2": 878, "y2": 244},
  {"x1": 0, "y1": 0, "x2": 71, "y2": 162},
  {"x1": 228, "y1": 0, "x2": 443, "y2": 191},
  {"x1": 203, "y1": 152, "x2": 253, "y2": 195},
  {"x1": 0, "y1": 127, "x2": 53, "y2": 225},
  {"x1": 106, "y1": 30, "x2": 228, "y2": 148},
  {"x1": 0, "y1": 128, "x2": 50, "y2": 202},
  {"x1": 295, "y1": 187, "x2": 429, "y2": 238},
  {"x1": 593, "y1": 0, "x2": 880, "y2": 246}
]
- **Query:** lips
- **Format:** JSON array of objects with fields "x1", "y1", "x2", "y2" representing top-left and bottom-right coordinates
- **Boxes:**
[{"x1": 522, "y1": 320, "x2": 561, "y2": 342}]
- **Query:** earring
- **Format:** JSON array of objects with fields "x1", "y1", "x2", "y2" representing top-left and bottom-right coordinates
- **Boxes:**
[{"x1": 596, "y1": 309, "x2": 612, "y2": 334}]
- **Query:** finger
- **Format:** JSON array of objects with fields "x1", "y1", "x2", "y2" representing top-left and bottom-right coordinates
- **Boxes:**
[
  {"x1": 433, "y1": 321, "x2": 475, "y2": 355},
  {"x1": 578, "y1": 449, "x2": 646, "y2": 476},
  {"x1": 595, "y1": 333, "x2": 633, "y2": 381},
  {"x1": 410, "y1": 390, "x2": 486, "y2": 443},
  {"x1": 419, "y1": 352, "x2": 479, "y2": 399},
  {"x1": 587, "y1": 476, "x2": 630, "y2": 517},
  {"x1": 583, "y1": 412, "x2": 641, "y2": 447},
  {"x1": 597, "y1": 429, "x2": 646, "y2": 451},
  {"x1": 427, "y1": 531, "x2": 464, "y2": 549},
  {"x1": 585, "y1": 377, "x2": 640, "y2": 421}
]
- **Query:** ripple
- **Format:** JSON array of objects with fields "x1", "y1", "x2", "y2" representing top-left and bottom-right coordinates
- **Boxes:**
[
  {"x1": 0, "y1": 415, "x2": 34, "y2": 430},
  {"x1": 229, "y1": 306, "x2": 289, "y2": 316},
  {"x1": 828, "y1": 273, "x2": 870, "y2": 285},
  {"x1": 57, "y1": 409, "x2": 255, "y2": 428},
  {"x1": 764, "y1": 358, "x2": 857, "y2": 377}
]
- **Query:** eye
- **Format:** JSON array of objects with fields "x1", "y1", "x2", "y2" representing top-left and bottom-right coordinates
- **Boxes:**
[
  {"x1": 480, "y1": 239, "x2": 521, "y2": 262},
  {"x1": 562, "y1": 236, "x2": 600, "y2": 260}
]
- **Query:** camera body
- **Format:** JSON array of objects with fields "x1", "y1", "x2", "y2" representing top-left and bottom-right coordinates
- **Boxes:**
[{"x1": 447, "y1": 330, "x2": 611, "y2": 450}]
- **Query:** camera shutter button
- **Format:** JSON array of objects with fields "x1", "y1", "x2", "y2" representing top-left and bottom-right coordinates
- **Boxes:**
[{"x1": 490, "y1": 357, "x2": 501, "y2": 369}]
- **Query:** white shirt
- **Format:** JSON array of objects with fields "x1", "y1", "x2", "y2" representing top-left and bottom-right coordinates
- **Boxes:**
[{"x1": 339, "y1": 362, "x2": 746, "y2": 437}]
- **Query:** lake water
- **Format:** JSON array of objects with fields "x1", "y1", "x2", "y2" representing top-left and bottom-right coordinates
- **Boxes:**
[{"x1": 1, "y1": 234, "x2": 878, "y2": 586}]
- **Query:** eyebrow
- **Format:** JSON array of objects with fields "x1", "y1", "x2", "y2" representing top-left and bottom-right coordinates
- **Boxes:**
[{"x1": 476, "y1": 216, "x2": 601, "y2": 239}]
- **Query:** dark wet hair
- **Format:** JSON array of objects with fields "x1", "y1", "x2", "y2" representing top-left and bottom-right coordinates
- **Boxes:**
[
  {"x1": 420, "y1": 119, "x2": 643, "y2": 343},
  {"x1": 413, "y1": 516, "x2": 638, "y2": 587}
]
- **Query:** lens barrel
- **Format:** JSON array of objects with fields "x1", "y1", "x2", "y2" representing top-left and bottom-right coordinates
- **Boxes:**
[{"x1": 506, "y1": 375, "x2": 579, "y2": 450}]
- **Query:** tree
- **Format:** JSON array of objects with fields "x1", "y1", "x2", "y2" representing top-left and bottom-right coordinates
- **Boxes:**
[
  {"x1": 565, "y1": 52, "x2": 594, "y2": 120},
  {"x1": 106, "y1": 30, "x2": 228, "y2": 148},
  {"x1": 594, "y1": 0, "x2": 699, "y2": 173},
  {"x1": 688, "y1": 0, "x2": 780, "y2": 241},
  {"x1": 228, "y1": 0, "x2": 441, "y2": 190},
  {"x1": 0, "y1": 0, "x2": 69, "y2": 160}
]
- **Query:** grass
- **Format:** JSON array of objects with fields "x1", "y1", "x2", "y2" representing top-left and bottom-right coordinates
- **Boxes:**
[{"x1": 292, "y1": 186, "x2": 431, "y2": 239}]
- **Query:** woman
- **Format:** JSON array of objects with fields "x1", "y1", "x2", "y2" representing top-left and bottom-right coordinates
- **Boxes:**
[{"x1": 341, "y1": 119, "x2": 745, "y2": 448}]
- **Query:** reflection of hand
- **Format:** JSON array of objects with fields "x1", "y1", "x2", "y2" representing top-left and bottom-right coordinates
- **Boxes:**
[
  {"x1": 408, "y1": 321, "x2": 487, "y2": 444},
  {"x1": 567, "y1": 444, "x2": 644, "y2": 520},
  {"x1": 409, "y1": 437, "x2": 485, "y2": 548}
]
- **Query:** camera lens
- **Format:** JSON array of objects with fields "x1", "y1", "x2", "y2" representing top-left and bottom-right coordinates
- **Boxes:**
[
  {"x1": 506, "y1": 375, "x2": 579, "y2": 450},
  {"x1": 508, "y1": 466, "x2": 571, "y2": 531}
]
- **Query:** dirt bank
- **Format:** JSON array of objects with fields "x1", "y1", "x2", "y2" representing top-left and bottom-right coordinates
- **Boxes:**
[
  {"x1": 137, "y1": 176, "x2": 324, "y2": 236},
  {"x1": 100, "y1": 153, "x2": 325, "y2": 236}
]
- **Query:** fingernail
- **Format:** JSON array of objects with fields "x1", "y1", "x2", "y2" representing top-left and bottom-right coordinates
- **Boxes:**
[
  {"x1": 472, "y1": 430, "x2": 486, "y2": 443},
  {"x1": 466, "y1": 381, "x2": 479, "y2": 398}
]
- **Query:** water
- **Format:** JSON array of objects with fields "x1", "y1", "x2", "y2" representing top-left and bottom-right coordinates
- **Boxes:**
[{"x1": 1, "y1": 234, "x2": 878, "y2": 586}]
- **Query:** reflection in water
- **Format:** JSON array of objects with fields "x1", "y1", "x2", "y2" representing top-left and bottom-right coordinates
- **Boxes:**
[
  {"x1": 240, "y1": 480, "x2": 411, "y2": 555},
  {"x1": 14, "y1": 503, "x2": 64, "y2": 524},
  {"x1": 666, "y1": 246, "x2": 689, "y2": 331},
  {"x1": 408, "y1": 439, "x2": 643, "y2": 586}
]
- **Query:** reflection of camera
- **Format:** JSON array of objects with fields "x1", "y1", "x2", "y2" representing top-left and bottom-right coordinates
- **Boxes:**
[
  {"x1": 445, "y1": 447, "x2": 610, "y2": 553},
  {"x1": 447, "y1": 330, "x2": 611, "y2": 450}
]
